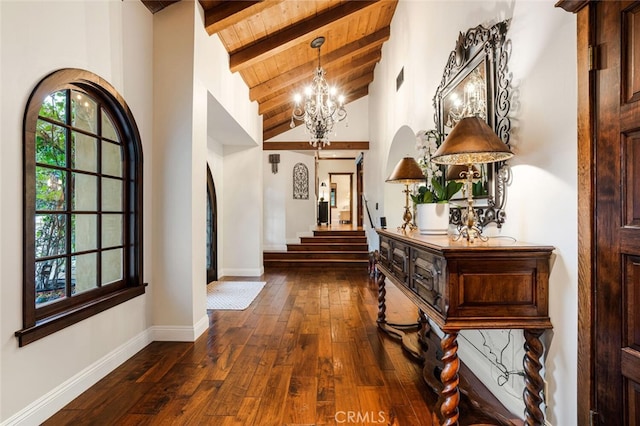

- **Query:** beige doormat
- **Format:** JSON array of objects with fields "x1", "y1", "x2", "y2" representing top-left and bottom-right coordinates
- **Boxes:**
[{"x1": 206, "y1": 281, "x2": 266, "y2": 310}]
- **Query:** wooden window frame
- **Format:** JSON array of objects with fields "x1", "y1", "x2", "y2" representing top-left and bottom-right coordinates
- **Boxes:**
[{"x1": 15, "y1": 69, "x2": 145, "y2": 346}]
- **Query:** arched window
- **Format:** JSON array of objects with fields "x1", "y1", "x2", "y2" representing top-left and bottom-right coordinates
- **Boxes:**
[{"x1": 16, "y1": 69, "x2": 145, "y2": 346}]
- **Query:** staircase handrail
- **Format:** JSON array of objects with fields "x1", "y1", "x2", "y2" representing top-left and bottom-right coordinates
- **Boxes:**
[{"x1": 362, "y1": 195, "x2": 375, "y2": 228}]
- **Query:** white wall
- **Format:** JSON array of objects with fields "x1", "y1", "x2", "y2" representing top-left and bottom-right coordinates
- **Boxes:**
[
  {"x1": 367, "y1": 1, "x2": 576, "y2": 424},
  {"x1": 222, "y1": 145, "x2": 264, "y2": 275},
  {"x1": 152, "y1": 0, "x2": 264, "y2": 331},
  {"x1": 194, "y1": 3, "x2": 263, "y2": 277},
  {"x1": 0, "y1": 0, "x2": 264, "y2": 423},
  {"x1": 500, "y1": 5, "x2": 577, "y2": 424},
  {"x1": 0, "y1": 0, "x2": 154, "y2": 423},
  {"x1": 263, "y1": 95, "x2": 370, "y2": 250},
  {"x1": 373, "y1": 125, "x2": 419, "y2": 246},
  {"x1": 263, "y1": 151, "x2": 316, "y2": 249},
  {"x1": 151, "y1": 0, "x2": 205, "y2": 332}
]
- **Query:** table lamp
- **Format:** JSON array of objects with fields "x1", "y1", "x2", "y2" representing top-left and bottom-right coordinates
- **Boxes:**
[
  {"x1": 431, "y1": 116, "x2": 513, "y2": 242},
  {"x1": 386, "y1": 156, "x2": 426, "y2": 232}
]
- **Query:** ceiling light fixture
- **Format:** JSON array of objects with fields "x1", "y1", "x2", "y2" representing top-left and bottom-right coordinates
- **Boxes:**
[{"x1": 290, "y1": 36, "x2": 347, "y2": 149}]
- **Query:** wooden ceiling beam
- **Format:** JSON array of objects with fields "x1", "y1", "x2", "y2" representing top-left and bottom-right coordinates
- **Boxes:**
[
  {"x1": 229, "y1": 0, "x2": 381, "y2": 73},
  {"x1": 263, "y1": 141, "x2": 370, "y2": 151},
  {"x1": 249, "y1": 27, "x2": 390, "y2": 101},
  {"x1": 262, "y1": 85, "x2": 370, "y2": 141},
  {"x1": 141, "y1": 0, "x2": 181, "y2": 14},
  {"x1": 204, "y1": 1, "x2": 285, "y2": 35}
]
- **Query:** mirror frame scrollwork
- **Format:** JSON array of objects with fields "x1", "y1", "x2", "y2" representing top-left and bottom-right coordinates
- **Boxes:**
[{"x1": 433, "y1": 20, "x2": 512, "y2": 228}]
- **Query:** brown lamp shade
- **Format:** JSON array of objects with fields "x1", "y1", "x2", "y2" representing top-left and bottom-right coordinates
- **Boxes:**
[
  {"x1": 386, "y1": 156, "x2": 425, "y2": 184},
  {"x1": 446, "y1": 164, "x2": 480, "y2": 181},
  {"x1": 432, "y1": 116, "x2": 513, "y2": 165}
]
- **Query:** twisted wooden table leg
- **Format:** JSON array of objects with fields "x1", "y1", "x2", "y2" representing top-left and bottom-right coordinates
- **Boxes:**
[
  {"x1": 440, "y1": 331, "x2": 460, "y2": 426},
  {"x1": 376, "y1": 272, "x2": 387, "y2": 325},
  {"x1": 523, "y1": 329, "x2": 545, "y2": 426},
  {"x1": 417, "y1": 309, "x2": 430, "y2": 350}
]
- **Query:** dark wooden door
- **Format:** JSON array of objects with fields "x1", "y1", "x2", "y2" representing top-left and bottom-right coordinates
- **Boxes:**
[
  {"x1": 594, "y1": 2, "x2": 640, "y2": 423},
  {"x1": 357, "y1": 156, "x2": 364, "y2": 227},
  {"x1": 206, "y1": 165, "x2": 218, "y2": 283}
]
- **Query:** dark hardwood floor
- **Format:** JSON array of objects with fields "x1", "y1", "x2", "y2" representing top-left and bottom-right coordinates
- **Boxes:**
[{"x1": 43, "y1": 267, "x2": 489, "y2": 425}]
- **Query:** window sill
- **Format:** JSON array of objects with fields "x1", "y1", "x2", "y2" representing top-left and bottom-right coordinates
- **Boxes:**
[{"x1": 15, "y1": 285, "x2": 146, "y2": 347}]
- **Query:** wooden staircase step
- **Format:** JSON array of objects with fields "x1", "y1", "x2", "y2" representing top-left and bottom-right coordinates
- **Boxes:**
[
  {"x1": 313, "y1": 230, "x2": 365, "y2": 237},
  {"x1": 263, "y1": 259, "x2": 368, "y2": 268},
  {"x1": 286, "y1": 243, "x2": 368, "y2": 252},
  {"x1": 300, "y1": 236, "x2": 367, "y2": 244},
  {"x1": 265, "y1": 227, "x2": 370, "y2": 269},
  {"x1": 264, "y1": 251, "x2": 369, "y2": 260}
]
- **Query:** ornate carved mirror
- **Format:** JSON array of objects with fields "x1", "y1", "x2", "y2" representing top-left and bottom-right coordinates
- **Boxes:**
[{"x1": 433, "y1": 20, "x2": 512, "y2": 227}]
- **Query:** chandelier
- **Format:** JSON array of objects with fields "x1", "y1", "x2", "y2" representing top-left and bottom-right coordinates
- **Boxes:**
[{"x1": 290, "y1": 36, "x2": 347, "y2": 149}]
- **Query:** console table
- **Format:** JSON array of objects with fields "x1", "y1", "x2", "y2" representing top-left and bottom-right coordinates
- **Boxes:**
[{"x1": 375, "y1": 228, "x2": 553, "y2": 426}]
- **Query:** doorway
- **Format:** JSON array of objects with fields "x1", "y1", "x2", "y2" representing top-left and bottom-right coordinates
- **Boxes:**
[
  {"x1": 206, "y1": 164, "x2": 218, "y2": 283},
  {"x1": 356, "y1": 155, "x2": 364, "y2": 227},
  {"x1": 329, "y1": 172, "x2": 353, "y2": 225}
]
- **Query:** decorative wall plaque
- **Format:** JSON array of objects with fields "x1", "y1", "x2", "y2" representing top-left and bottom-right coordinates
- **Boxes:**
[{"x1": 293, "y1": 162, "x2": 309, "y2": 199}]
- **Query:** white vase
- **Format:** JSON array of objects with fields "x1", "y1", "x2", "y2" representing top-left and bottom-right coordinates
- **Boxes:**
[{"x1": 416, "y1": 203, "x2": 450, "y2": 235}]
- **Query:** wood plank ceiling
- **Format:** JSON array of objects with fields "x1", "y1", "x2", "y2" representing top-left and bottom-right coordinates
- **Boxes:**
[{"x1": 143, "y1": 1, "x2": 398, "y2": 144}]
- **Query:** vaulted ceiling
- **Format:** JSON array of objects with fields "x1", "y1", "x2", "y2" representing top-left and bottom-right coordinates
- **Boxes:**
[{"x1": 142, "y1": 0, "x2": 398, "y2": 144}]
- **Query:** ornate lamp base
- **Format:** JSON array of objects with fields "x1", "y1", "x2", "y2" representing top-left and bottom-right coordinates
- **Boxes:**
[
  {"x1": 398, "y1": 184, "x2": 417, "y2": 232},
  {"x1": 453, "y1": 166, "x2": 488, "y2": 243}
]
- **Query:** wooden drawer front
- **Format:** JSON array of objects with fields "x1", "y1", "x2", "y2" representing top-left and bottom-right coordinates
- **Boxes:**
[
  {"x1": 379, "y1": 236, "x2": 392, "y2": 269},
  {"x1": 411, "y1": 249, "x2": 446, "y2": 314},
  {"x1": 390, "y1": 241, "x2": 410, "y2": 285},
  {"x1": 450, "y1": 258, "x2": 547, "y2": 318}
]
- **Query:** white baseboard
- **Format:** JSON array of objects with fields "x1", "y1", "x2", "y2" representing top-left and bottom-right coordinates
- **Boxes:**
[
  {"x1": 150, "y1": 315, "x2": 209, "y2": 342},
  {"x1": 2, "y1": 316, "x2": 212, "y2": 426},
  {"x1": 1, "y1": 330, "x2": 153, "y2": 426},
  {"x1": 220, "y1": 267, "x2": 263, "y2": 277}
]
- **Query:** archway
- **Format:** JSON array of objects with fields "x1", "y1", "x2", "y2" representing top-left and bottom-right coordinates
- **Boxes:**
[
  {"x1": 383, "y1": 125, "x2": 419, "y2": 230},
  {"x1": 206, "y1": 164, "x2": 218, "y2": 283}
]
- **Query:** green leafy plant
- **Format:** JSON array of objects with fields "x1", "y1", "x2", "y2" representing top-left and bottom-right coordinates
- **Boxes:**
[
  {"x1": 413, "y1": 129, "x2": 463, "y2": 204},
  {"x1": 411, "y1": 177, "x2": 463, "y2": 204}
]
